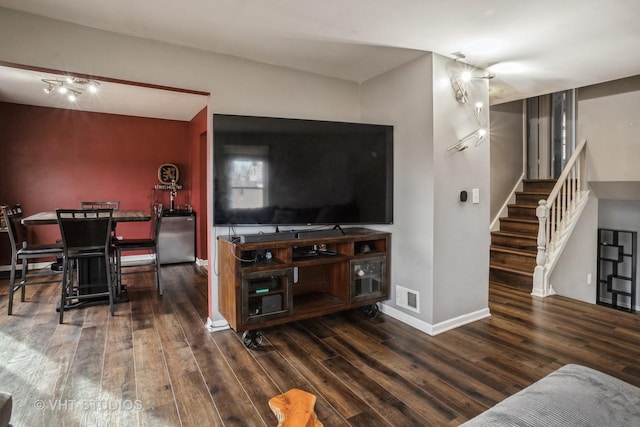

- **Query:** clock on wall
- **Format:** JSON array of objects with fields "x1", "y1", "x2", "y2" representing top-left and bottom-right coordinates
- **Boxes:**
[{"x1": 158, "y1": 163, "x2": 179, "y2": 185}]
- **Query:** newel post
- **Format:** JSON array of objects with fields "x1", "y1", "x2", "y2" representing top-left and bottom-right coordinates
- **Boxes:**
[{"x1": 532, "y1": 200, "x2": 548, "y2": 297}]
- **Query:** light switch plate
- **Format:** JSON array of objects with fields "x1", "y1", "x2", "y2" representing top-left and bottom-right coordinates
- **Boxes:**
[{"x1": 472, "y1": 188, "x2": 480, "y2": 204}]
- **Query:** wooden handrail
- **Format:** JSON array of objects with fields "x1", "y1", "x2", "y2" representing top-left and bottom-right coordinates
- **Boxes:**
[
  {"x1": 533, "y1": 139, "x2": 587, "y2": 296},
  {"x1": 545, "y1": 138, "x2": 587, "y2": 206}
]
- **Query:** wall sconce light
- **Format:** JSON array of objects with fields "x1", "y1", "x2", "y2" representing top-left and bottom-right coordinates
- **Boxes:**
[
  {"x1": 448, "y1": 128, "x2": 487, "y2": 152},
  {"x1": 448, "y1": 58, "x2": 494, "y2": 153},
  {"x1": 462, "y1": 71, "x2": 495, "y2": 81},
  {"x1": 452, "y1": 77, "x2": 469, "y2": 104},
  {"x1": 42, "y1": 76, "x2": 100, "y2": 102}
]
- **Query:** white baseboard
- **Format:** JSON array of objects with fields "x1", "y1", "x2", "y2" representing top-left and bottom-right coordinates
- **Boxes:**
[
  {"x1": 121, "y1": 254, "x2": 155, "y2": 266},
  {"x1": 597, "y1": 296, "x2": 634, "y2": 310},
  {"x1": 380, "y1": 303, "x2": 491, "y2": 336},
  {"x1": 431, "y1": 308, "x2": 491, "y2": 335},
  {"x1": 205, "y1": 317, "x2": 229, "y2": 332},
  {"x1": 0, "y1": 261, "x2": 56, "y2": 272}
]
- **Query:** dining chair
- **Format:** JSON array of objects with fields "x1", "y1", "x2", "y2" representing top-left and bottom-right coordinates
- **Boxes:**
[
  {"x1": 2, "y1": 204, "x2": 64, "y2": 315},
  {"x1": 113, "y1": 205, "x2": 164, "y2": 296},
  {"x1": 56, "y1": 208, "x2": 115, "y2": 323},
  {"x1": 80, "y1": 201, "x2": 120, "y2": 258},
  {"x1": 80, "y1": 201, "x2": 120, "y2": 236},
  {"x1": 47, "y1": 201, "x2": 121, "y2": 273}
]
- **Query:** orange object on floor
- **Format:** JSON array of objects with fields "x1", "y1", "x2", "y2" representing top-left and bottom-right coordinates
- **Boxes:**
[{"x1": 268, "y1": 388, "x2": 323, "y2": 427}]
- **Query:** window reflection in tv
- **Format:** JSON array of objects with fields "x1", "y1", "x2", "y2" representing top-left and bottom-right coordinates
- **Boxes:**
[{"x1": 213, "y1": 114, "x2": 393, "y2": 226}]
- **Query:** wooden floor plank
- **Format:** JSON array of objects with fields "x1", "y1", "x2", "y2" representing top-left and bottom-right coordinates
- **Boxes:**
[
  {"x1": 322, "y1": 355, "x2": 430, "y2": 426},
  {"x1": 130, "y1": 286, "x2": 181, "y2": 426},
  {"x1": 211, "y1": 330, "x2": 279, "y2": 424},
  {"x1": 99, "y1": 302, "x2": 138, "y2": 427},
  {"x1": 322, "y1": 333, "x2": 467, "y2": 425},
  {"x1": 55, "y1": 307, "x2": 110, "y2": 426},
  {"x1": 0, "y1": 283, "x2": 62, "y2": 427},
  {"x1": 253, "y1": 350, "x2": 346, "y2": 426},
  {"x1": 266, "y1": 326, "x2": 391, "y2": 424},
  {"x1": 329, "y1": 316, "x2": 507, "y2": 411},
  {"x1": 150, "y1": 295, "x2": 222, "y2": 426},
  {"x1": 173, "y1": 300, "x2": 264, "y2": 426},
  {"x1": 4, "y1": 266, "x2": 640, "y2": 425}
]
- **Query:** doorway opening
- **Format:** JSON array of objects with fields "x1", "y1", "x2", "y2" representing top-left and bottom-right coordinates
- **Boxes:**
[{"x1": 526, "y1": 89, "x2": 576, "y2": 179}]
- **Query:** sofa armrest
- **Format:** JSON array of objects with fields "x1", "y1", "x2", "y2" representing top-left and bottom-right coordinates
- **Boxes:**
[{"x1": 0, "y1": 391, "x2": 12, "y2": 427}]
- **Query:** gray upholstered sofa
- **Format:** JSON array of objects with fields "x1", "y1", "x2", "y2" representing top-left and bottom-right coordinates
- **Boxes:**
[
  {"x1": 461, "y1": 364, "x2": 640, "y2": 426},
  {"x1": 0, "y1": 391, "x2": 11, "y2": 427}
]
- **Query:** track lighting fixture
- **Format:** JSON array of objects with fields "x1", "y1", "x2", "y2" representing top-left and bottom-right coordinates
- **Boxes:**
[{"x1": 41, "y1": 76, "x2": 100, "y2": 102}]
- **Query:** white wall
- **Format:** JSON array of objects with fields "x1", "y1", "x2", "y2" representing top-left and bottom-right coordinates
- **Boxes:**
[
  {"x1": 579, "y1": 75, "x2": 640, "y2": 183},
  {"x1": 549, "y1": 193, "x2": 598, "y2": 303},
  {"x1": 360, "y1": 54, "x2": 436, "y2": 322},
  {"x1": 489, "y1": 101, "x2": 524, "y2": 221},
  {"x1": 557, "y1": 198, "x2": 640, "y2": 308},
  {"x1": 360, "y1": 53, "x2": 490, "y2": 332},
  {"x1": 431, "y1": 55, "x2": 490, "y2": 326}
]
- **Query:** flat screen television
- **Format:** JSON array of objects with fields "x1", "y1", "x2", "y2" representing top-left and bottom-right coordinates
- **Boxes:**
[{"x1": 213, "y1": 114, "x2": 393, "y2": 226}]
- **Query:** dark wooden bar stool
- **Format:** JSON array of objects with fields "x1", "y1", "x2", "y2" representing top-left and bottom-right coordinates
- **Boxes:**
[
  {"x1": 2, "y1": 204, "x2": 64, "y2": 315},
  {"x1": 56, "y1": 208, "x2": 115, "y2": 323},
  {"x1": 113, "y1": 205, "x2": 164, "y2": 296}
]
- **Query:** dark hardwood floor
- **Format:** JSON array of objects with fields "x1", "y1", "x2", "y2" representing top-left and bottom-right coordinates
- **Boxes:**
[{"x1": 2, "y1": 264, "x2": 640, "y2": 426}]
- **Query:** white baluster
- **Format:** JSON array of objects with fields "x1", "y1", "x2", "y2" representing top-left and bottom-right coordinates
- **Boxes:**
[{"x1": 536, "y1": 200, "x2": 548, "y2": 267}]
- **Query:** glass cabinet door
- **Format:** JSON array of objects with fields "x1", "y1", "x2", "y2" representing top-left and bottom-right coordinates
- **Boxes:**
[
  {"x1": 241, "y1": 268, "x2": 293, "y2": 324},
  {"x1": 350, "y1": 256, "x2": 386, "y2": 302}
]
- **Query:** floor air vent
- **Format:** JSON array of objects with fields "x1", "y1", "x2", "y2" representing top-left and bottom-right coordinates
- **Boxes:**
[{"x1": 396, "y1": 285, "x2": 420, "y2": 313}]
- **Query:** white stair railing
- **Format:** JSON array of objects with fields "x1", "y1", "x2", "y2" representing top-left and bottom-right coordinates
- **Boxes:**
[{"x1": 532, "y1": 139, "x2": 588, "y2": 297}]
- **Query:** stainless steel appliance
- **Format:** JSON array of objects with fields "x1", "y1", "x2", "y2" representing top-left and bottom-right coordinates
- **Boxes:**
[{"x1": 158, "y1": 209, "x2": 196, "y2": 264}]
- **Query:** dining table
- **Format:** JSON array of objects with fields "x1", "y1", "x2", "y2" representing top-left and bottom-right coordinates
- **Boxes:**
[
  {"x1": 22, "y1": 209, "x2": 151, "y2": 226},
  {"x1": 21, "y1": 209, "x2": 152, "y2": 310}
]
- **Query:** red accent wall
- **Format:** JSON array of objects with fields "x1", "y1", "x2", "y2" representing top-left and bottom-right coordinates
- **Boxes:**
[{"x1": 0, "y1": 102, "x2": 207, "y2": 265}]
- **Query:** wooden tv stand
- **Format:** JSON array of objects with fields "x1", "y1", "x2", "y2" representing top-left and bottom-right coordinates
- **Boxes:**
[{"x1": 217, "y1": 228, "x2": 390, "y2": 346}]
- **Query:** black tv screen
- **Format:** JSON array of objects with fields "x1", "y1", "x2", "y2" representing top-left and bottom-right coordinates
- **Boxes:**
[{"x1": 213, "y1": 114, "x2": 393, "y2": 226}]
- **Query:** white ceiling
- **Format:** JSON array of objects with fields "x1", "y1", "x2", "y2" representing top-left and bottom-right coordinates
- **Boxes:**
[{"x1": 0, "y1": 0, "x2": 639, "y2": 118}]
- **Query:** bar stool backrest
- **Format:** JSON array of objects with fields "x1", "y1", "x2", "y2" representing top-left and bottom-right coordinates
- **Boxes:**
[
  {"x1": 80, "y1": 201, "x2": 120, "y2": 210},
  {"x1": 56, "y1": 209, "x2": 113, "y2": 254},
  {"x1": 2, "y1": 204, "x2": 28, "y2": 252}
]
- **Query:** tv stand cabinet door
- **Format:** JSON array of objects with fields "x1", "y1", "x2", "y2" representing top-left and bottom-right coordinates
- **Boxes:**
[
  {"x1": 350, "y1": 255, "x2": 387, "y2": 302},
  {"x1": 241, "y1": 268, "x2": 293, "y2": 326}
]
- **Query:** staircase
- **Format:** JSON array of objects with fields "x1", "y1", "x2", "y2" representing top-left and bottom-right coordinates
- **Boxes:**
[{"x1": 490, "y1": 179, "x2": 556, "y2": 291}]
